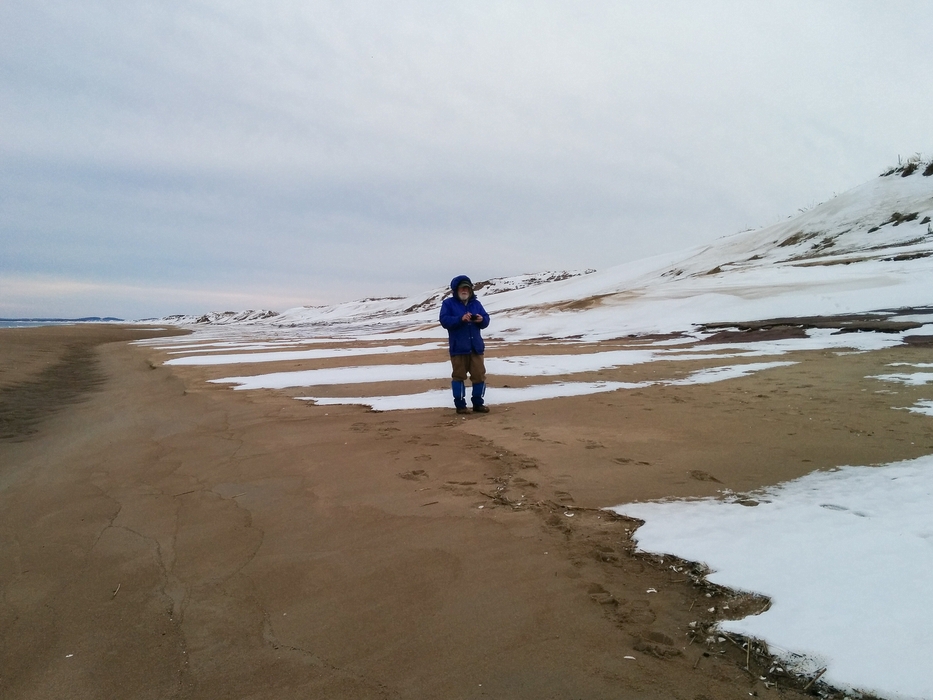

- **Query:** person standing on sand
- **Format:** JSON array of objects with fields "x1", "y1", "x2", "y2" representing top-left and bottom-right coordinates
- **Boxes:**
[{"x1": 439, "y1": 275, "x2": 490, "y2": 414}]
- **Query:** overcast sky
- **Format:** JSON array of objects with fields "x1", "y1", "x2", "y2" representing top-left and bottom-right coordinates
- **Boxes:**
[{"x1": 2, "y1": 1, "x2": 931, "y2": 319}]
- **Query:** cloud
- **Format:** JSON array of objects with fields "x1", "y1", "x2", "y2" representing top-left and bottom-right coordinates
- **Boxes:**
[{"x1": 2, "y1": 1, "x2": 932, "y2": 317}]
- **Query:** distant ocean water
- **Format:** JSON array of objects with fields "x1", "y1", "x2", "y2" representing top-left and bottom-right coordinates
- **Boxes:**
[{"x1": 0, "y1": 318, "x2": 124, "y2": 328}]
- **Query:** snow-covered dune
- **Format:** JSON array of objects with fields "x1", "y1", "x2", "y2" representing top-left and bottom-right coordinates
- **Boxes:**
[{"x1": 156, "y1": 160, "x2": 933, "y2": 337}]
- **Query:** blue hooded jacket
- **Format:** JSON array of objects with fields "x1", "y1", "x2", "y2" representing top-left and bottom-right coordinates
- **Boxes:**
[{"x1": 439, "y1": 275, "x2": 490, "y2": 356}]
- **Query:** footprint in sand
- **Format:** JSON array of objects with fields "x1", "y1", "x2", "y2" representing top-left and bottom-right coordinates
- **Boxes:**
[
  {"x1": 579, "y1": 439, "x2": 605, "y2": 449},
  {"x1": 587, "y1": 582, "x2": 618, "y2": 606},
  {"x1": 633, "y1": 630, "x2": 681, "y2": 659},
  {"x1": 687, "y1": 469, "x2": 721, "y2": 483},
  {"x1": 642, "y1": 630, "x2": 676, "y2": 646},
  {"x1": 398, "y1": 469, "x2": 428, "y2": 481},
  {"x1": 442, "y1": 481, "x2": 477, "y2": 495},
  {"x1": 618, "y1": 599, "x2": 656, "y2": 625}
]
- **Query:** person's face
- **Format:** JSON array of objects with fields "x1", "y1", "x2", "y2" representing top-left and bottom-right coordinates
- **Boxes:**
[{"x1": 458, "y1": 286, "x2": 471, "y2": 300}]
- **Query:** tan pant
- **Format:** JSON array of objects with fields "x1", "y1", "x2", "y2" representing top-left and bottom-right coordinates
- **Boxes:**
[{"x1": 450, "y1": 353, "x2": 486, "y2": 383}]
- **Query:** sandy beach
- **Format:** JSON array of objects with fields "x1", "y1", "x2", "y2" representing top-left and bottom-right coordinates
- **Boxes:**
[{"x1": 3, "y1": 324, "x2": 932, "y2": 699}]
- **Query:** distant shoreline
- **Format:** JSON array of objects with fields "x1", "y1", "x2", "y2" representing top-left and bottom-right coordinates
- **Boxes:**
[{"x1": 0, "y1": 317, "x2": 124, "y2": 328}]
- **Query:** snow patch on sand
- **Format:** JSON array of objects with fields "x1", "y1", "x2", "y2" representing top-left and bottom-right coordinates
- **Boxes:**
[
  {"x1": 609, "y1": 457, "x2": 933, "y2": 700},
  {"x1": 666, "y1": 361, "x2": 796, "y2": 385},
  {"x1": 165, "y1": 343, "x2": 442, "y2": 366},
  {"x1": 870, "y1": 372, "x2": 933, "y2": 386},
  {"x1": 898, "y1": 400, "x2": 933, "y2": 417},
  {"x1": 295, "y1": 362, "x2": 794, "y2": 410},
  {"x1": 300, "y1": 381, "x2": 650, "y2": 411}
]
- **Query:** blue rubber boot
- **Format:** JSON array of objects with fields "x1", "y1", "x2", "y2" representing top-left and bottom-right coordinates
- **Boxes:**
[
  {"x1": 452, "y1": 381, "x2": 468, "y2": 412},
  {"x1": 471, "y1": 382, "x2": 488, "y2": 413}
]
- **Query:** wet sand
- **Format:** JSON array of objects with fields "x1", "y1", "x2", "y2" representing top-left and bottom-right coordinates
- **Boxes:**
[{"x1": 2, "y1": 325, "x2": 932, "y2": 699}]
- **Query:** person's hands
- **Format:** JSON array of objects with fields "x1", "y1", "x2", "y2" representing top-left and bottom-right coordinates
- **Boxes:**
[
  {"x1": 472, "y1": 314, "x2": 483, "y2": 323},
  {"x1": 461, "y1": 312, "x2": 472, "y2": 322}
]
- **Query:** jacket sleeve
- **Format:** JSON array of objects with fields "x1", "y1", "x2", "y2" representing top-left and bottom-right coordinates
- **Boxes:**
[
  {"x1": 474, "y1": 301, "x2": 490, "y2": 329},
  {"x1": 439, "y1": 299, "x2": 464, "y2": 329}
]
